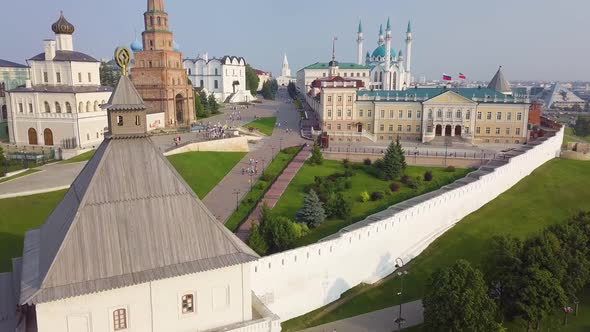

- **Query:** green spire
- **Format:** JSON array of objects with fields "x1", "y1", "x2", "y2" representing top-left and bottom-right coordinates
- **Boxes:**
[
  {"x1": 379, "y1": 24, "x2": 383, "y2": 35},
  {"x1": 386, "y1": 17, "x2": 391, "y2": 30},
  {"x1": 398, "y1": 50, "x2": 403, "y2": 57},
  {"x1": 407, "y1": 21, "x2": 412, "y2": 33},
  {"x1": 358, "y1": 20, "x2": 362, "y2": 33}
]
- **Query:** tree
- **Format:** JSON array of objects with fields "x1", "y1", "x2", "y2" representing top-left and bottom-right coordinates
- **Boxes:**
[
  {"x1": 199, "y1": 90, "x2": 209, "y2": 110},
  {"x1": 256, "y1": 204, "x2": 308, "y2": 254},
  {"x1": 514, "y1": 266, "x2": 566, "y2": 331},
  {"x1": 208, "y1": 94, "x2": 220, "y2": 114},
  {"x1": 381, "y1": 139, "x2": 404, "y2": 180},
  {"x1": 287, "y1": 82, "x2": 297, "y2": 99},
  {"x1": 309, "y1": 144, "x2": 324, "y2": 165},
  {"x1": 326, "y1": 192, "x2": 351, "y2": 220},
  {"x1": 99, "y1": 61, "x2": 120, "y2": 87},
  {"x1": 574, "y1": 116, "x2": 590, "y2": 137},
  {"x1": 247, "y1": 224, "x2": 268, "y2": 255},
  {"x1": 261, "y1": 80, "x2": 276, "y2": 100},
  {"x1": 245, "y1": 65, "x2": 260, "y2": 96},
  {"x1": 395, "y1": 137, "x2": 407, "y2": 170},
  {"x1": 296, "y1": 189, "x2": 326, "y2": 228},
  {"x1": 424, "y1": 260, "x2": 500, "y2": 332},
  {"x1": 194, "y1": 91, "x2": 209, "y2": 118},
  {"x1": 0, "y1": 146, "x2": 6, "y2": 177}
]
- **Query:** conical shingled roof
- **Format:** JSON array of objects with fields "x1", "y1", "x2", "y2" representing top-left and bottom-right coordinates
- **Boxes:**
[
  {"x1": 106, "y1": 74, "x2": 146, "y2": 111},
  {"x1": 487, "y1": 66, "x2": 512, "y2": 94},
  {"x1": 19, "y1": 76, "x2": 258, "y2": 305}
]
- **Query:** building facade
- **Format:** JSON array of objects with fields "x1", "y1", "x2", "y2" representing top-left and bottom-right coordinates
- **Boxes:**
[
  {"x1": 308, "y1": 75, "x2": 532, "y2": 145},
  {"x1": 5, "y1": 13, "x2": 112, "y2": 149},
  {"x1": 296, "y1": 19, "x2": 413, "y2": 94},
  {"x1": 255, "y1": 69, "x2": 271, "y2": 91},
  {"x1": 276, "y1": 54, "x2": 296, "y2": 87},
  {"x1": 183, "y1": 54, "x2": 255, "y2": 103},
  {"x1": 130, "y1": 0, "x2": 195, "y2": 129},
  {"x1": 0, "y1": 60, "x2": 30, "y2": 141}
]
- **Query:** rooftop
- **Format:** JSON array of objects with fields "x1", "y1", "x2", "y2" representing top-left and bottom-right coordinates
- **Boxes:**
[
  {"x1": 29, "y1": 50, "x2": 99, "y2": 63},
  {"x1": 357, "y1": 87, "x2": 528, "y2": 104},
  {"x1": 303, "y1": 62, "x2": 369, "y2": 70},
  {"x1": 0, "y1": 59, "x2": 28, "y2": 69}
]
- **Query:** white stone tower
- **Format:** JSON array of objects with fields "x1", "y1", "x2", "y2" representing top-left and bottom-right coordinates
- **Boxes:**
[
  {"x1": 384, "y1": 18, "x2": 392, "y2": 89},
  {"x1": 281, "y1": 53, "x2": 291, "y2": 77},
  {"x1": 405, "y1": 21, "x2": 413, "y2": 82},
  {"x1": 356, "y1": 21, "x2": 364, "y2": 65},
  {"x1": 52, "y1": 11, "x2": 75, "y2": 52}
]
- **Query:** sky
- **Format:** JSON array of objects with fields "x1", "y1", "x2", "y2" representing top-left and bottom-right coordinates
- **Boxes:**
[{"x1": 1, "y1": 0, "x2": 589, "y2": 82}]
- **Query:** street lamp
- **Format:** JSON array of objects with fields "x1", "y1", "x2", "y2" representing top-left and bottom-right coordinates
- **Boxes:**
[
  {"x1": 232, "y1": 189, "x2": 240, "y2": 212},
  {"x1": 249, "y1": 172, "x2": 254, "y2": 191},
  {"x1": 280, "y1": 137, "x2": 283, "y2": 152},
  {"x1": 394, "y1": 258, "x2": 409, "y2": 332}
]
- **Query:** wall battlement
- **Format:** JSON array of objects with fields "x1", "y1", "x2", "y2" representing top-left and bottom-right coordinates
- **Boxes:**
[{"x1": 250, "y1": 126, "x2": 564, "y2": 321}]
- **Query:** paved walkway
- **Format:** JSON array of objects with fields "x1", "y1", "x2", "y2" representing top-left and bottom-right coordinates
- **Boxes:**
[
  {"x1": 203, "y1": 89, "x2": 306, "y2": 223},
  {"x1": 299, "y1": 300, "x2": 424, "y2": 332},
  {"x1": 235, "y1": 144, "x2": 311, "y2": 241},
  {"x1": 0, "y1": 162, "x2": 85, "y2": 199}
]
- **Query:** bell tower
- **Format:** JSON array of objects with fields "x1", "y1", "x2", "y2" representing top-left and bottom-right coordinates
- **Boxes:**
[{"x1": 107, "y1": 47, "x2": 148, "y2": 139}]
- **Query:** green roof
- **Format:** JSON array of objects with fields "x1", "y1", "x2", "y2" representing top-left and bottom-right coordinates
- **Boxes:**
[
  {"x1": 386, "y1": 18, "x2": 391, "y2": 30},
  {"x1": 303, "y1": 62, "x2": 369, "y2": 70},
  {"x1": 358, "y1": 21, "x2": 362, "y2": 33},
  {"x1": 357, "y1": 88, "x2": 521, "y2": 103},
  {"x1": 407, "y1": 21, "x2": 412, "y2": 33}
]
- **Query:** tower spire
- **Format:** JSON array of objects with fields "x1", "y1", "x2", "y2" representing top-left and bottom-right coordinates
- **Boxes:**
[
  {"x1": 357, "y1": 20, "x2": 364, "y2": 65},
  {"x1": 331, "y1": 36, "x2": 338, "y2": 62},
  {"x1": 147, "y1": 0, "x2": 164, "y2": 11},
  {"x1": 386, "y1": 17, "x2": 391, "y2": 31},
  {"x1": 358, "y1": 20, "x2": 362, "y2": 33}
]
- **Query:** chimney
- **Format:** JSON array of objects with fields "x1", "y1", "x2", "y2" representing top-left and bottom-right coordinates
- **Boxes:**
[
  {"x1": 25, "y1": 80, "x2": 32, "y2": 88},
  {"x1": 44, "y1": 40, "x2": 56, "y2": 60}
]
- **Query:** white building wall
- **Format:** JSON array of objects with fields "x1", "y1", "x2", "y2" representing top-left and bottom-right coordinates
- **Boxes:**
[
  {"x1": 250, "y1": 128, "x2": 564, "y2": 321},
  {"x1": 36, "y1": 264, "x2": 253, "y2": 332}
]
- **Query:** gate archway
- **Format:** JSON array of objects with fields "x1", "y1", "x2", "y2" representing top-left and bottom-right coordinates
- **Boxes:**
[
  {"x1": 435, "y1": 125, "x2": 442, "y2": 136},
  {"x1": 445, "y1": 125, "x2": 452, "y2": 136},
  {"x1": 28, "y1": 128, "x2": 38, "y2": 145},
  {"x1": 175, "y1": 94, "x2": 184, "y2": 124},
  {"x1": 454, "y1": 125, "x2": 462, "y2": 137},
  {"x1": 44, "y1": 128, "x2": 54, "y2": 146}
]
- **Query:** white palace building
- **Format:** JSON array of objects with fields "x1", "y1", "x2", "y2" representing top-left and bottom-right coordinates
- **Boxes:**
[{"x1": 6, "y1": 12, "x2": 112, "y2": 149}]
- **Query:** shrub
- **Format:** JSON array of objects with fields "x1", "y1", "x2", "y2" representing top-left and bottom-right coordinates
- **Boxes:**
[
  {"x1": 342, "y1": 158, "x2": 350, "y2": 166},
  {"x1": 363, "y1": 158, "x2": 372, "y2": 166},
  {"x1": 247, "y1": 224, "x2": 268, "y2": 255},
  {"x1": 255, "y1": 181, "x2": 266, "y2": 190},
  {"x1": 390, "y1": 182, "x2": 401, "y2": 192},
  {"x1": 326, "y1": 193, "x2": 352, "y2": 219},
  {"x1": 445, "y1": 166, "x2": 456, "y2": 172},
  {"x1": 401, "y1": 175, "x2": 410, "y2": 184},
  {"x1": 371, "y1": 191, "x2": 384, "y2": 201},
  {"x1": 260, "y1": 172, "x2": 274, "y2": 182},
  {"x1": 309, "y1": 144, "x2": 324, "y2": 165},
  {"x1": 408, "y1": 177, "x2": 421, "y2": 189},
  {"x1": 343, "y1": 168, "x2": 354, "y2": 178},
  {"x1": 360, "y1": 191, "x2": 370, "y2": 202},
  {"x1": 424, "y1": 171, "x2": 433, "y2": 182}
]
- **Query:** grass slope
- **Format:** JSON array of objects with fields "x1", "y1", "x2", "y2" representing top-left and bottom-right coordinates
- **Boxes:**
[
  {"x1": 0, "y1": 190, "x2": 67, "y2": 272},
  {"x1": 167, "y1": 151, "x2": 246, "y2": 199},
  {"x1": 59, "y1": 150, "x2": 95, "y2": 164},
  {"x1": 244, "y1": 117, "x2": 276, "y2": 136},
  {"x1": 272, "y1": 160, "x2": 470, "y2": 246},
  {"x1": 282, "y1": 159, "x2": 590, "y2": 331}
]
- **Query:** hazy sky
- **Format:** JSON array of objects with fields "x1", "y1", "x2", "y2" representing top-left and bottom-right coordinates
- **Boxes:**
[{"x1": 1, "y1": 0, "x2": 588, "y2": 81}]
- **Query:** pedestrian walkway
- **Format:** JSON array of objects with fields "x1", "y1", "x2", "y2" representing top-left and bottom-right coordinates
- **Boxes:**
[
  {"x1": 298, "y1": 300, "x2": 424, "y2": 332},
  {"x1": 203, "y1": 91, "x2": 306, "y2": 223},
  {"x1": 0, "y1": 162, "x2": 85, "y2": 199},
  {"x1": 236, "y1": 144, "x2": 311, "y2": 241}
]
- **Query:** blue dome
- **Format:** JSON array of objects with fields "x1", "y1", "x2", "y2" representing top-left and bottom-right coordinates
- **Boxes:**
[
  {"x1": 371, "y1": 45, "x2": 395, "y2": 59},
  {"x1": 173, "y1": 41, "x2": 180, "y2": 52},
  {"x1": 130, "y1": 39, "x2": 143, "y2": 52}
]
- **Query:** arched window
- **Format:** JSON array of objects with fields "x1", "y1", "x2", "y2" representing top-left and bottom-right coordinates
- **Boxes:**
[
  {"x1": 86, "y1": 101, "x2": 91, "y2": 112},
  {"x1": 55, "y1": 102, "x2": 61, "y2": 113},
  {"x1": 94, "y1": 101, "x2": 99, "y2": 112},
  {"x1": 214, "y1": 68, "x2": 218, "y2": 75},
  {"x1": 157, "y1": 17, "x2": 161, "y2": 25},
  {"x1": 44, "y1": 101, "x2": 51, "y2": 113},
  {"x1": 79, "y1": 102, "x2": 84, "y2": 113},
  {"x1": 65, "y1": 102, "x2": 72, "y2": 113},
  {"x1": 150, "y1": 17, "x2": 154, "y2": 26}
]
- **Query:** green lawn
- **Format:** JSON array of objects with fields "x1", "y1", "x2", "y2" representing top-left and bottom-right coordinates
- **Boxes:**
[
  {"x1": 282, "y1": 159, "x2": 590, "y2": 332},
  {"x1": 59, "y1": 150, "x2": 95, "y2": 164},
  {"x1": 225, "y1": 146, "x2": 301, "y2": 232},
  {"x1": 0, "y1": 190, "x2": 67, "y2": 272},
  {"x1": 244, "y1": 117, "x2": 276, "y2": 136},
  {"x1": 272, "y1": 161, "x2": 470, "y2": 247},
  {"x1": 167, "y1": 151, "x2": 246, "y2": 199},
  {"x1": 565, "y1": 127, "x2": 590, "y2": 144},
  {"x1": 0, "y1": 169, "x2": 40, "y2": 184}
]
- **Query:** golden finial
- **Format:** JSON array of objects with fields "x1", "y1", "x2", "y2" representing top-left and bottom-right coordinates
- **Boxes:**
[{"x1": 114, "y1": 46, "x2": 131, "y2": 76}]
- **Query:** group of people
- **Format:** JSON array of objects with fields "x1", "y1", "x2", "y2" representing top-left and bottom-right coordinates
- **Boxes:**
[{"x1": 242, "y1": 158, "x2": 262, "y2": 176}]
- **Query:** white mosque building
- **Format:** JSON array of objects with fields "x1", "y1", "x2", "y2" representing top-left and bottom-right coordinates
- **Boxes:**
[
  {"x1": 297, "y1": 18, "x2": 413, "y2": 93},
  {"x1": 6, "y1": 12, "x2": 112, "y2": 150}
]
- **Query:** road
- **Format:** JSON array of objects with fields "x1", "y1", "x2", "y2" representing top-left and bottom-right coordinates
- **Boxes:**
[{"x1": 0, "y1": 161, "x2": 84, "y2": 199}]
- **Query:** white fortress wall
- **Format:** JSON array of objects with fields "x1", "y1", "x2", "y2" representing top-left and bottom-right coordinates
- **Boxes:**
[{"x1": 250, "y1": 127, "x2": 564, "y2": 321}]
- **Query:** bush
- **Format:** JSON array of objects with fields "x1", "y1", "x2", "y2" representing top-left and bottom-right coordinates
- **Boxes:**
[
  {"x1": 408, "y1": 177, "x2": 421, "y2": 189},
  {"x1": 371, "y1": 191, "x2": 384, "y2": 201},
  {"x1": 424, "y1": 171, "x2": 433, "y2": 182},
  {"x1": 342, "y1": 158, "x2": 350, "y2": 166},
  {"x1": 360, "y1": 191, "x2": 370, "y2": 202},
  {"x1": 445, "y1": 166, "x2": 456, "y2": 172},
  {"x1": 343, "y1": 168, "x2": 354, "y2": 178},
  {"x1": 247, "y1": 224, "x2": 268, "y2": 255},
  {"x1": 260, "y1": 172, "x2": 274, "y2": 182},
  {"x1": 390, "y1": 182, "x2": 401, "y2": 192},
  {"x1": 255, "y1": 181, "x2": 266, "y2": 190},
  {"x1": 363, "y1": 158, "x2": 372, "y2": 166},
  {"x1": 401, "y1": 175, "x2": 410, "y2": 184}
]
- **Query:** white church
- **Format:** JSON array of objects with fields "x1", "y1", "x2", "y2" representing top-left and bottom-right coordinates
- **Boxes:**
[
  {"x1": 276, "y1": 54, "x2": 296, "y2": 87},
  {"x1": 0, "y1": 51, "x2": 280, "y2": 332},
  {"x1": 6, "y1": 12, "x2": 112, "y2": 150}
]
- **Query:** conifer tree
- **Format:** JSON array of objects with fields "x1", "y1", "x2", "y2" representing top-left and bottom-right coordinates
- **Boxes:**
[
  {"x1": 310, "y1": 144, "x2": 324, "y2": 165},
  {"x1": 395, "y1": 137, "x2": 407, "y2": 170},
  {"x1": 296, "y1": 189, "x2": 326, "y2": 228}
]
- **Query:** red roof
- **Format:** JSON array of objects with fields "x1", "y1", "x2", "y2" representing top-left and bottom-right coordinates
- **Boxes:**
[{"x1": 255, "y1": 69, "x2": 270, "y2": 76}]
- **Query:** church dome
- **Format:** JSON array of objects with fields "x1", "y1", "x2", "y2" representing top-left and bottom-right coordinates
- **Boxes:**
[
  {"x1": 130, "y1": 39, "x2": 143, "y2": 52},
  {"x1": 371, "y1": 45, "x2": 395, "y2": 59},
  {"x1": 51, "y1": 11, "x2": 75, "y2": 35}
]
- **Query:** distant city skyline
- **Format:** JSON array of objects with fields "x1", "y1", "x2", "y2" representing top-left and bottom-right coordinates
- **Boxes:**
[{"x1": 1, "y1": 0, "x2": 589, "y2": 82}]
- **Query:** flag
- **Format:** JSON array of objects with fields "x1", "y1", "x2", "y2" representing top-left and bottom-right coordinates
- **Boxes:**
[
  {"x1": 458, "y1": 73, "x2": 466, "y2": 79},
  {"x1": 442, "y1": 74, "x2": 452, "y2": 81}
]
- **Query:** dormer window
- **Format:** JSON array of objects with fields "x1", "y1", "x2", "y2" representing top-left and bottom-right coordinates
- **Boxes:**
[
  {"x1": 181, "y1": 294, "x2": 194, "y2": 314},
  {"x1": 117, "y1": 116, "x2": 124, "y2": 126}
]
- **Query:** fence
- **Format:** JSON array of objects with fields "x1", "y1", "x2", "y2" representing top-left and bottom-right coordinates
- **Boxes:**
[{"x1": 322, "y1": 146, "x2": 504, "y2": 161}]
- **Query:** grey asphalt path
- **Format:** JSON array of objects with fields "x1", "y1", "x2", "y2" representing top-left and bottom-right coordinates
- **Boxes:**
[
  {"x1": 0, "y1": 162, "x2": 85, "y2": 199},
  {"x1": 203, "y1": 89, "x2": 307, "y2": 223},
  {"x1": 298, "y1": 300, "x2": 423, "y2": 332}
]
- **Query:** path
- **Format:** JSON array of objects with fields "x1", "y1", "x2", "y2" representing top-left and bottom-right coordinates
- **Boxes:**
[
  {"x1": 0, "y1": 162, "x2": 85, "y2": 199},
  {"x1": 203, "y1": 88, "x2": 306, "y2": 223},
  {"x1": 235, "y1": 144, "x2": 311, "y2": 241},
  {"x1": 298, "y1": 300, "x2": 424, "y2": 332}
]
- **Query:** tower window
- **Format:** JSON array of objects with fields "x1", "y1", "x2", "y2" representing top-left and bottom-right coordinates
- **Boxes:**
[
  {"x1": 157, "y1": 17, "x2": 161, "y2": 25},
  {"x1": 117, "y1": 116, "x2": 124, "y2": 126},
  {"x1": 150, "y1": 17, "x2": 154, "y2": 26},
  {"x1": 88, "y1": 73, "x2": 92, "y2": 82},
  {"x1": 78, "y1": 72, "x2": 82, "y2": 83},
  {"x1": 56, "y1": 72, "x2": 61, "y2": 83},
  {"x1": 182, "y1": 294, "x2": 194, "y2": 314},
  {"x1": 43, "y1": 72, "x2": 48, "y2": 83},
  {"x1": 135, "y1": 115, "x2": 141, "y2": 126},
  {"x1": 113, "y1": 308, "x2": 127, "y2": 331}
]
